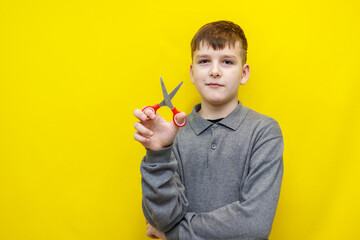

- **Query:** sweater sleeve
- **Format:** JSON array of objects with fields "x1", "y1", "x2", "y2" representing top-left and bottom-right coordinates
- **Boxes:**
[
  {"x1": 140, "y1": 145, "x2": 189, "y2": 233},
  {"x1": 165, "y1": 122, "x2": 284, "y2": 240}
]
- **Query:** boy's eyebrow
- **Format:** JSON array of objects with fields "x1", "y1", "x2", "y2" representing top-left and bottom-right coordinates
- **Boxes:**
[
  {"x1": 195, "y1": 54, "x2": 239, "y2": 59},
  {"x1": 195, "y1": 54, "x2": 211, "y2": 58},
  {"x1": 222, "y1": 55, "x2": 238, "y2": 59}
]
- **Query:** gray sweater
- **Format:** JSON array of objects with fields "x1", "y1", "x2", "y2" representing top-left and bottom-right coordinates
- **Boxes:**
[{"x1": 141, "y1": 102, "x2": 284, "y2": 240}]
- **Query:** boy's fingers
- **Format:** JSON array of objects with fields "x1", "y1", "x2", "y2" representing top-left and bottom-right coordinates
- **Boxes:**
[
  {"x1": 133, "y1": 108, "x2": 148, "y2": 121},
  {"x1": 174, "y1": 112, "x2": 186, "y2": 126},
  {"x1": 146, "y1": 225, "x2": 160, "y2": 239},
  {"x1": 133, "y1": 132, "x2": 150, "y2": 143},
  {"x1": 134, "y1": 122, "x2": 153, "y2": 137},
  {"x1": 133, "y1": 108, "x2": 156, "y2": 121},
  {"x1": 143, "y1": 108, "x2": 156, "y2": 119}
]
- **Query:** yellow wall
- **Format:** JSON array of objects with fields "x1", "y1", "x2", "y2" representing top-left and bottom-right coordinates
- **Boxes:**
[{"x1": 1, "y1": 0, "x2": 359, "y2": 239}]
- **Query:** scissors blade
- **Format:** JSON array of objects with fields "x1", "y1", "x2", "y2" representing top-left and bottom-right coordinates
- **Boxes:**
[
  {"x1": 160, "y1": 77, "x2": 175, "y2": 109},
  {"x1": 160, "y1": 77, "x2": 169, "y2": 100},
  {"x1": 168, "y1": 81, "x2": 183, "y2": 100}
]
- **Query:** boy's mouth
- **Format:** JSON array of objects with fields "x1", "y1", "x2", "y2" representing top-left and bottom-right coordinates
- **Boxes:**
[{"x1": 206, "y1": 83, "x2": 224, "y2": 88}]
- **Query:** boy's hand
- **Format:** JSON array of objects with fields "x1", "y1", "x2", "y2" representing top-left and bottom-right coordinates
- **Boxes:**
[
  {"x1": 133, "y1": 108, "x2": 186, "y2": 150},
  {"x1": 146, "y1": 222, "x2": 167, "y2": 240}
]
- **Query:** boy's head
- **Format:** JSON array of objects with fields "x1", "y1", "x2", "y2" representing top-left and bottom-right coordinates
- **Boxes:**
[
  {"x1": 191, "y1": 21, "x2": 248, "y2": 64},
  {"x1": 189, "y1": 21, "x2": 250, "y2": 113}
]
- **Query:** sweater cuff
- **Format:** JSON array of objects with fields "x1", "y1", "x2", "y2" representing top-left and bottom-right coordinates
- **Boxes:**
[
  {"x1": 165, "y1": 223, "x2": 179, "y2": 240},
  {"x1": 144, "y1": 145, "x2": 173, "y2": 164}
]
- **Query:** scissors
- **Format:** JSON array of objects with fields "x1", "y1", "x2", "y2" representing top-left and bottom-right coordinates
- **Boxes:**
[{"x1": 142, "y1": 77, "x2": 187, "y2": 127}]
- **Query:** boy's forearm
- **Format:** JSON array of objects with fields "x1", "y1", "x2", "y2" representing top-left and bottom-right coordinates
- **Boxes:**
[{"x1": 140, "y1": 145, "x2": 188, "y2": 233}]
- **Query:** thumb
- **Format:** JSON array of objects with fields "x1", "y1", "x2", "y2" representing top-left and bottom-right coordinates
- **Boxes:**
[{"x1": 174, "y1": 112, "x2": 187, "y2": 127}]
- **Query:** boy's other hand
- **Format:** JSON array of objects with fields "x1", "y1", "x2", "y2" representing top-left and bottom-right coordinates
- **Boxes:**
[
  {"x1": 146, "y1": 222, "x2": 167, "y2": 239},
  {"x1": 133, "y1": 108, "x2": 186, "y2": 150}
]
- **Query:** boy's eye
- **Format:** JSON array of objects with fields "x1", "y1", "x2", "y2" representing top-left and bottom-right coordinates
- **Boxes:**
[
  {"x1": 198, "y1": 59, "x2": 210, "y2": 64},
  {"x1": 223, "y1": 60, "x2": 234, "y2": 64}
]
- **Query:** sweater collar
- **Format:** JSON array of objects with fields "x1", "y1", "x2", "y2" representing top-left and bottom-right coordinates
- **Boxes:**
[{"x1": 189, "y1": 101, "x2": 249, "y2": 135}]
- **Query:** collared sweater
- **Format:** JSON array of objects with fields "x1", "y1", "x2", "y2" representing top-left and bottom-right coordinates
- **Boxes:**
[{"x1": 140, "y1": 102, "x2": 284, "y2": 240}]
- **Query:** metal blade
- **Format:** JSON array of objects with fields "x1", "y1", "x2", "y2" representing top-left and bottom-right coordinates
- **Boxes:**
[
  {"x1": 158, "y1": 100, "x2": 166, "y2": 107},
  {"x1": 160, "y1": 77, "x2": 169, "y2": 100},
  {"x1": 169, "y1": 81, "x2": 183, "y2": 100},
  {"x1": 160, "y1": 76, "x2": 174, "y2": 109}
]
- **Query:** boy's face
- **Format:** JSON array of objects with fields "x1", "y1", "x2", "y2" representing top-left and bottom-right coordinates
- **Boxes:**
[{"x1": 190, "y1": 41, "x2": 250, "y2": 108}]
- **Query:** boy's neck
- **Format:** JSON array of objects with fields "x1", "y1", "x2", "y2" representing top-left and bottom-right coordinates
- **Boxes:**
[{"x1": 198, "y1": 99, "x2": 239, "y2": 119}]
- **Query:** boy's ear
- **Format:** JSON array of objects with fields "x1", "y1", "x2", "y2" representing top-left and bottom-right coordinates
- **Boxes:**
[
  {"x1": 240, "y1": 64, "x2": 250, "y2": 85},
  {"x1": 190, "y1": 63, "x2": 194, "y2": 84}
]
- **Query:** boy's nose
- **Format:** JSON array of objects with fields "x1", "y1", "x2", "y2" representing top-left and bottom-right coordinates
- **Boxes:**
[{"x1": 209, "y1": 64, "x2": 222, "y2": 78}]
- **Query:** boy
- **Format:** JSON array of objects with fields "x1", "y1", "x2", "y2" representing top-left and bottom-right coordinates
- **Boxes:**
[{"x1": 133, "y1": 20, "x2": 283, "y2": 240}]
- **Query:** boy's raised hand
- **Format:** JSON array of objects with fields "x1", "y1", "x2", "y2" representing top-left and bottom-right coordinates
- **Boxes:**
[{"x1": 133, "y1": 108, "x2": 186, "y2": 150}]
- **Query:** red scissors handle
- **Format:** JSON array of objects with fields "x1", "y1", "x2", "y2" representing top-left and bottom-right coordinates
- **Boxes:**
[
  {"x1": 171, "y1": 107, "x2": 187, "y2": 127},
  {"x1": 142, "y1": 105, "x2": 187, "y2": 127},
  {"x1": 142, "y1": 104, "x2": 161, "y2": 114}
]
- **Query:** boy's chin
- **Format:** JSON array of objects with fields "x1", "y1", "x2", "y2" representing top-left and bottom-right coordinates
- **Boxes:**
[
  {"x1": 202, "y1": 95, "x2": 238, "y2": 107},
  {"x1": 204, "y1": 98, "x2": 228, "y2": 107}
]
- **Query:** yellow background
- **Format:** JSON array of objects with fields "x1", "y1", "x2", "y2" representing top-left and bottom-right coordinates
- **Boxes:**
[{"x1": 1, "y1": 0, "x2": 359, "y2": 239}]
